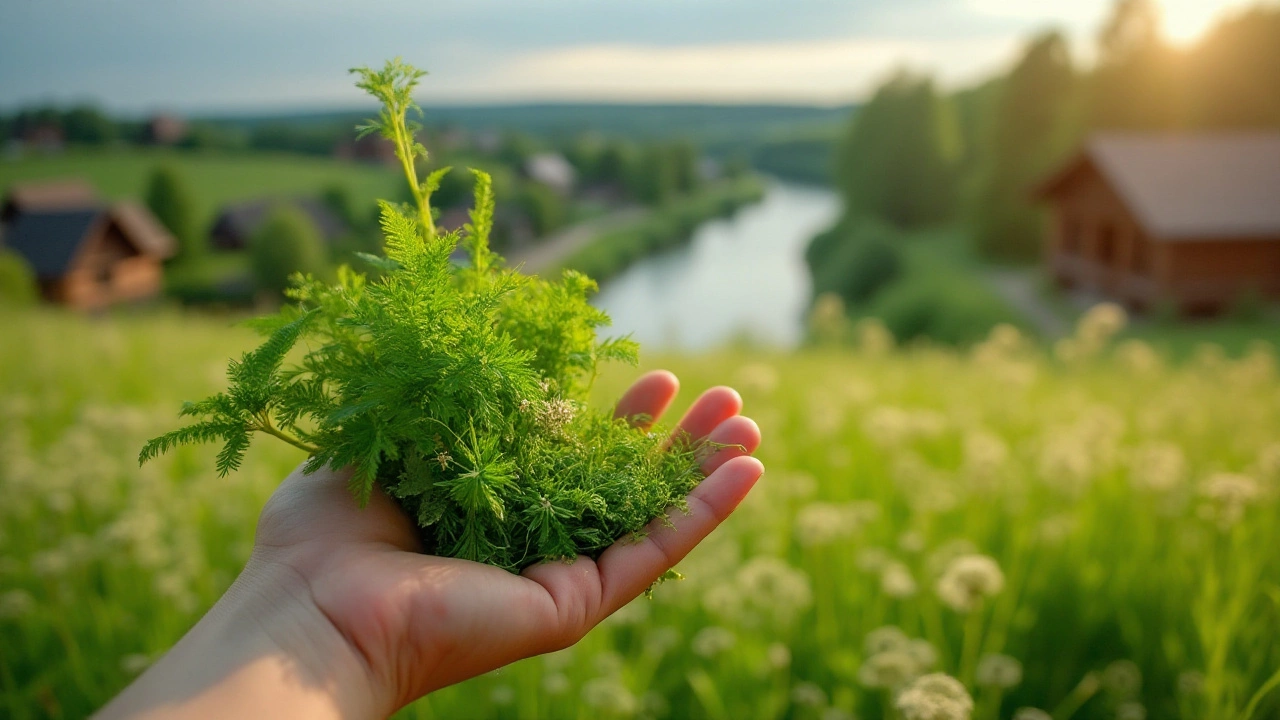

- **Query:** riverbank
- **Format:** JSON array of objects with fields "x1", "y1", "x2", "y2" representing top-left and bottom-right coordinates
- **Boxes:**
[{"x1": 555, "y1": 175, "x2": 766, "y2": 282}]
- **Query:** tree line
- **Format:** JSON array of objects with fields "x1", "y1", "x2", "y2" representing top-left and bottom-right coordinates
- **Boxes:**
[{"x1": 808, "y1": 0, "x2": 1280, "y2": 342}]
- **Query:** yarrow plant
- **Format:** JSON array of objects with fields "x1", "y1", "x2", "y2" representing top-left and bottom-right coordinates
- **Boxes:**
[{"x1": 139, "y1": 59, "x2": 707, "y2": 572}]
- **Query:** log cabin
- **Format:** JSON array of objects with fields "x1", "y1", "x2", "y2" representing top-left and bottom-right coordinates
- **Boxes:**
[
  {"x1": 1036, "y1": 133, "x2": 1280, "y2": 314},
  {"x1": 0, "y1": 181, "x2": 176, "y2": 310}
]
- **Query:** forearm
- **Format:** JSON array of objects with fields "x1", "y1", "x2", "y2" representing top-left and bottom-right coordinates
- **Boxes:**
[{"x1": 96, "y1": 557, "x2": 385, "y2": 720}]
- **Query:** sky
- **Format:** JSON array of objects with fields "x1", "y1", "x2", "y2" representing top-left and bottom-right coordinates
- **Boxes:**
[{"x1": 0, "y1": 0, "x2": 1262, "y2": 114}]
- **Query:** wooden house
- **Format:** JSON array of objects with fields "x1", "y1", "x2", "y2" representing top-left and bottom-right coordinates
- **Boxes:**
[
  {"x1": 1037, "y1": 133, "x2": 1280, "y2": 314},
  {"x1": 0, "y1": 181, "x2": 176, "y2": 309}
]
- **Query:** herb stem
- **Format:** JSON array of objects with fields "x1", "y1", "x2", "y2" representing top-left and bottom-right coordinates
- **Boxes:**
[{"x1": 251, "y1": 414, "x2": 320, "y2": 456}]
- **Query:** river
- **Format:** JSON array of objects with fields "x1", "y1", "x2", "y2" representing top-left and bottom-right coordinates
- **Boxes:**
[{"x1": 593, "y1": 182, "x2": 841, "y2": 351}]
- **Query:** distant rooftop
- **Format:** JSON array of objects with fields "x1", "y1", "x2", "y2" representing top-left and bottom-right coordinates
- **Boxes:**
[{"x1": 1044, "y1": 133, "x2": 1280, "y2": 241}]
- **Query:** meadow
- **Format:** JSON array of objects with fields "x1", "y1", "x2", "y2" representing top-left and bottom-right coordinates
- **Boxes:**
[
  {"x1": 0, "y1": 148, "x2": 401, "y2": 233},
  {"x1": 1, "y1": 306, "x2": 1278, "y2": 720}
]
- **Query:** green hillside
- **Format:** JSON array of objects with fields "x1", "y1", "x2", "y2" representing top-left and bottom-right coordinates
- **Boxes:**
[
  {"x1": 0, "y1": 148, "x2": 400, "y2": 232},
  {"x1": 2, "y1": 307, "x2": 1277, "y2": 719}
]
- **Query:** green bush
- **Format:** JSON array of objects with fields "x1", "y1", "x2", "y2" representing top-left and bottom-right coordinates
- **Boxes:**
[
  {"x1": 145, "y1": 165, "x2": 202, "y2": 261},
  {"x1": 248, "y1": 206, "x2": 329, "y2": 296},
  {"x1": 0, "y1": 249, "x2": 38, "y2": 306},
  {"x1": 869, "y1": 274, "x2": 1018, "y2": 345},
  {"x1": 807, "y1": 217, "x2": 903, "y2": 306}
]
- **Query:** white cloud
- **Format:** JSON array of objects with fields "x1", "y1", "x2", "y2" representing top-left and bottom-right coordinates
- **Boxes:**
[{"x1": 420, "y1": 35, "x2": 1023, "y2": 104}]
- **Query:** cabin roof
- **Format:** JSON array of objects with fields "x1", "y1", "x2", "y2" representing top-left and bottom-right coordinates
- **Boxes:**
[
  {"x1": 1038, "y1": 133, "x2": 1280, "y2": 241},
  {"x1": 3, "y1": 209, "x2": 102, "y2": 278}
]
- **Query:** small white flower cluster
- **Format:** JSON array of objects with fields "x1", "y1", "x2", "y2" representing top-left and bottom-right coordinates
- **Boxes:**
[
  {"x1": 975, "y1": 653, "x2": 1023, "y2": 689},
  {"x1": 795, "y1": 501, "x2": 880, "y2": 547},
  {"x1": 895, "y1": 673, "x2": 974, "y2": 720},
  {"x1": 935, "y1": 554, "x2": 1005, "y2": 613},
  {"x1": 1198, "y1": 472, "x2": 1263, "y2": 529},
  {"x1": 857, "y1": 626, "x2": 937, "y2": 690},
  {"x1": 1055, "y1": 302, "x2": 1128, "y2": 362}
]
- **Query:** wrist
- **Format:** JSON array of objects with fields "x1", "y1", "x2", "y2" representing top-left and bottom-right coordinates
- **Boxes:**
[{"x1": 98, "y1": 553, "x2": 387, "y2": 719}]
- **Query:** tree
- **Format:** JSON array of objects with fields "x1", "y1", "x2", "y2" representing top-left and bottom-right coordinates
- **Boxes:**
[
  {"x1": 1090, "y1": 0, "x2": 1180, "y2": 130},
  {"x1": 1184, "y1": 7, "x2": 1280, "y2": 129},
  {"x1": 0, "y1": 249, "x2": 37, "y2": 306},
  {"x1": 836, "y1": 71, "x2": 962, "y2": 229},
  {"x1": 62, "y1": 105, "x2": 116, "y2": 145},
  {"x1": 145, "y1": 165, "x2": 201, "y2": 261},
  {"x1": 248, "y1": 205, "x2": 329, "y2": 297},
  {"x1": 969, "y1": 32, "x2": 1079, "y2": 262}
]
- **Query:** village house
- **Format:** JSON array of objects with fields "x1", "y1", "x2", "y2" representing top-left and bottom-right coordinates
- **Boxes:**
[
  {"x1": 1037, "y1": 133, "x2": 1280, "y2": 314},
  {"x1": 208, "y1": 198, "x2": 348, "y2": 251},
  {"x1": 144, "y1": 114, "x2": 188, "y2": 146},
  {"x1": 333, "y1": 133, "x2": 399, "y2": 167},
  {"x1": 524, "y1": 153, "x2": 577, "y2": 196},
  {"x1": 0, "y1": 180, "x2": 176, "y2": 309}
]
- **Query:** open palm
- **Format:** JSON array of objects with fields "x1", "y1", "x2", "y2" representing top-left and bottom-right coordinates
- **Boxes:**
[{"x1": 251, "y1": 370, "x2": 763, "y2": 712}]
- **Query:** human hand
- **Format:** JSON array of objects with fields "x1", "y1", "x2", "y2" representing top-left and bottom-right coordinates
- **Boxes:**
[{"x1": 98, "y1": 371, "x2": 762, "y2": 719}]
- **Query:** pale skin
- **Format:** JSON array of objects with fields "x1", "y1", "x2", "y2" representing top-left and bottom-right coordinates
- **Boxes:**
[{"x1": 98, "y1": 370, "x2": 763, "y2": 719}]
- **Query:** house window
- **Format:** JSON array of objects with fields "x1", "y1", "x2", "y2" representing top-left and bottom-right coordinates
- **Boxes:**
[
  {"x1": 1097, "y1": 224, "x2": 1116, "y2": 265},
  {"x1": 96, "y1": 264, "x2": 113, "y2": 286}
]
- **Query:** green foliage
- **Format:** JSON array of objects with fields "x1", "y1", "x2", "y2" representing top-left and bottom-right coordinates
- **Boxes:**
[
  {"x1": 837, "y1": 71, "x2": 962, "y2": 229},
  {"x1": 806, "y1": 216, "x2": 904, "y2": 306},
  {"x1": 247, "y1": 205, "x2": 330, "y2": 297},
  {"x1": 867, "y1": 272, "x2": 1020, "y2": 345},
  {"x1": 969, "y1": 32, "x2": 1079, "y2": 263},
  {"x1": 515, "y1": 182, "x2": 567, "y2": 236},
  {"x1": 0, "y1": 249, "x2": 38, "y2": 306},
  {"x1": 144, "y1": 165, "x2": 201, "y2": 260},
  {"x1": 142, "y1": 60, "x2": 704, "y2": 571}
]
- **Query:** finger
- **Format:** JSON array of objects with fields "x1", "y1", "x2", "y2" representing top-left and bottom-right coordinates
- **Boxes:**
[
  {"x1": 613, "y1": 370, "x2": 680, "y2": 430},
  {"x1": 668, "y1": 386, "x2": 742, "y2": 448},
  {"x1": 697, "y1": 415, "x2": 762, "y2": 475},
  {"x1": 595, "y1": 455, "x2": 764, "y2": 616}
]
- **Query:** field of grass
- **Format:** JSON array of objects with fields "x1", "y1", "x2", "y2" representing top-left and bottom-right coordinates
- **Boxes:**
[
  {"x1": 2, "y1": 306, "x2": 1279, "y2": 720},
  {"x1": 0, "y1": 148, "x2": 401, "y2": 233}
]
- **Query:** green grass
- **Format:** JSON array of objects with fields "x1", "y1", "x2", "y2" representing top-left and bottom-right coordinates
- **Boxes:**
[
  {"x1": 2, "y1": 308, "x2": 1279, "y2": 720},
  {"x1": 0, "y1": 148, "x2": 401, "y2": 234}
]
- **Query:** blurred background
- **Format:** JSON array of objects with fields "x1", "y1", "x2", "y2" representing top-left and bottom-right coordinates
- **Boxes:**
[{"x1": 2, "y1": 1, "x2": 1280, "y2": 719}]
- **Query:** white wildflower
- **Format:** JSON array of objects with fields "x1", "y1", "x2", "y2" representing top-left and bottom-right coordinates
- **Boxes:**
[
  {"x1": 120, "y1": 653, "x2": 152, "y2": 674},
  {"x1": 736, "y1": 362, "x2": 779, "y2": 394},
  {"x1": 1013, "y1": 709, "x2": 1052, "y2": 720},
  {"x1": 581, "y1": 677, "x2": 637, "y2": 715},
  {"x1": 858, "y1": 650, "x2": 919, "y2": 690},
  {"x1": 1199, "y1": 472, "x2": 1263, "y2": 528},
  {"x1": 857, "y1": 547, "x2": 892, "y2": 572},
  {"x1": 791, "y1": 681, "x2": 828, "y2": 707},
  {"x1": 490, "y1": 685, "x2": 515, "y2": 705},
  {"x1": 0, "y1": 589, "x2": 35, "y2": 619},
  {"x1": 1103, "y1": 660, "x2": 1142, "y2": 699},
  {"x1": 881, "y1": 561, "x2": 919, "y2": 598},
  {"x1": 865, "y1": 626, "x2": 910, "y2": 656},
  {"x1": 1117, "y1": 702, "x2": 1147, "y2": 720},
  {"x1": 895, "y1": 673, "x2": 974, "y2": 720},
  {"x1": 767, "y1": 643, "x2": 792, "y2": 670},
  {"x1": 975, "y1": 654, "x2": 1023, "y2": 689},
  {"x1": 691, "y1": 626, "x2": 736, "y2": 658},
  {"x1": 857, "y1": 317, "x2": 894, "y2": 355},
  {"x1": 936, "y1": 554, "x2": 1005, "y2": 613},
  {"x1": 543, "y1": 673, "x2": 571, "y2": 695},
  {"x1": 1129, "y1": 443, "x2": 1187, "y2": 492}
]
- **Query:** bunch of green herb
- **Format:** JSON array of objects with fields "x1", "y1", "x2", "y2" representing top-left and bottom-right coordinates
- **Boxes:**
[{"x1": 140, "y1": 59, "x2": 704, "y2": 572}]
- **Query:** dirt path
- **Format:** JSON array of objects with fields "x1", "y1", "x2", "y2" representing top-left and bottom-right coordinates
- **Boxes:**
[
  {"x1": 984, "y1": 268, "x2": 1071, "y2": 339},
  {"x1": 506, "y1": 207, "x2": 648, "y2": 274}
]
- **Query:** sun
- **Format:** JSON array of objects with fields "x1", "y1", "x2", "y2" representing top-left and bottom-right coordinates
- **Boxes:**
[{"x1": 1158, "y1": 0, "x2": 1252, "y2": 45}]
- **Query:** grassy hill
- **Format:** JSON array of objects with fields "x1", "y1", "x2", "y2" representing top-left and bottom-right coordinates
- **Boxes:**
[
  {"x1": 2, "y1": 307, "x2": 1278, "y2": 719},
  {"x1": 0, "y1": 148, "x2": 400, "y2": 233}
]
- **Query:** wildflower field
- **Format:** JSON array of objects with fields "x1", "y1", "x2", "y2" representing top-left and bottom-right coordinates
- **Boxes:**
[{"x1": 2, "y1": 307, "x2": 1279, "y2": 720}]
